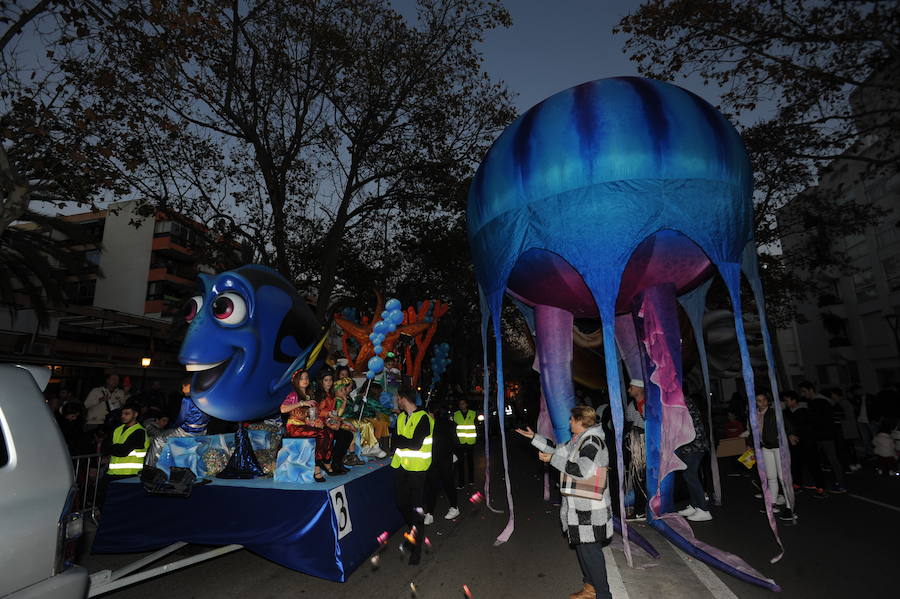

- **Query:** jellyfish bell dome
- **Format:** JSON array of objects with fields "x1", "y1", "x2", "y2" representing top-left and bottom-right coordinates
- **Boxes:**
[{"x1": 467, "y1": 76, "x2": 753, "y2": 313}]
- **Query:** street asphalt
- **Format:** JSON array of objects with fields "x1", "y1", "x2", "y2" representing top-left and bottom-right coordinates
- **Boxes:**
[{"x1": 85, "y1": 435, "x2": 900, "y2": 598}]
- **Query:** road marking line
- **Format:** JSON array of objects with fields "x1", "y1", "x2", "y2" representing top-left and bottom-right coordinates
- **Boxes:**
[
  {"x1": 667, "y1": 541, "x2": 740, "y2": 599},
  {"x1": 848, "y1": 493, "x2": 900, "y2": 513},
  {"x1": 604, "y1": 545, "x2": 631, "y2": 599}
]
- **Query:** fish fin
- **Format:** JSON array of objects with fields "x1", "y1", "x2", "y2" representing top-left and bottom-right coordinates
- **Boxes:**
[{"x1": 272, "y1": 330, "x2": 329, "y2": 391}]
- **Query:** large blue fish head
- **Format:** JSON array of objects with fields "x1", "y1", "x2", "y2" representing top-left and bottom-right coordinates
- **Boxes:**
[{"x1": 178, "y1": 264, "x2": 322, "y2": 422}]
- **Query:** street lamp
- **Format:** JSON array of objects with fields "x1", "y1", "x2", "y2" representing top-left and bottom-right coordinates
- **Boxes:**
[{"x1": 141, "y1": 356, "x2": 152, "y2": 391}]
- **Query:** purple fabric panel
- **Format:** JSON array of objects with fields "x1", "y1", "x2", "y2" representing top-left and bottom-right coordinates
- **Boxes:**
[
  {"x1": 507, "y1": 249, "x2": 598, "y2": 317},
  {"x1": 639, "y1": 285, "x2": 693, "y2": 518},
  {"x1": 719, "y1": 263, "x2": 784, "y2": 563},
  {"x1": 677, "y1": 279, "x2": 721, "y2": 505},
  {"x1": 617, "y1": 229, "x2": 714, "y2": 312},
  {"x1": 742, "y1": 245, "x2": 794, "y2": 510},
  {"x1": 658, "y1": 514, "x2": 779, "y2": 590},
  {"x1": 614, "y1": 313, "x2": 643, "y2": 381},
  {"x1": 535, "y1": 304, "x2": 576, "y2": 444}
]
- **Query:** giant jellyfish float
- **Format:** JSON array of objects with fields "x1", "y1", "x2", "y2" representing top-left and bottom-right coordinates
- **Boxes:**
[{"x1": 468, "y1": 77, "x2": 789, "y2": 591}]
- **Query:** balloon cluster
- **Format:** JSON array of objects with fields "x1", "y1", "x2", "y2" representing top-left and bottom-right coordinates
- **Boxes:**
[
  {"x1": 366, "y1": 298, "x2": 404, "y2": 380},
  {"x1": 429, "y1": 342, "x2": 451, "y2": 388}
]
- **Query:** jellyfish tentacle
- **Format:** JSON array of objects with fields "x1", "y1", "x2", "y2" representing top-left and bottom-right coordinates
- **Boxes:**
[
  {"x1": 478, "y1": 286, "x2": 503, "y2": 515},
  {"x1": 583, "y1": 267, "x2": 633, "y2": 567},
  {"x1": 720, "y1": 262, "x2": 784, "y2": 563},
  {"x1": 742, "y1": 244, "x2": 795, "y2": 511},
  {"x1": 489, "y1": 293, "x2": 516, "y2": 545},
  {"x1": 678, "y1": 278, "x2": 721, "y2": 505},
  {"x1": 534, "y1": 304, "x2": 577, "y2": 444}
]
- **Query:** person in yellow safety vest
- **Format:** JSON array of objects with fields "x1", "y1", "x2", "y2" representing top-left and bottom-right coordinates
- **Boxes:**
[
  {"x1": 453, "y1": 397, "x2": 477, "y2": 489},
  {"x1": 107, "y1": 403, "x2": 149, "y2": 476},
  {"x1": 391, "y1": 386, "x2": 434, "y2": 566}
]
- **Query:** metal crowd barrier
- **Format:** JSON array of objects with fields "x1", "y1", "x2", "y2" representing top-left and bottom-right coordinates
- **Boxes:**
[{"x1": 71, "y1": 452, "x2": 107, "y2": 522}]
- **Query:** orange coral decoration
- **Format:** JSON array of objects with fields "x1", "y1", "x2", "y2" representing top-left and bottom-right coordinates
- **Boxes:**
[
  {"x1": 333, "y1": 291, "x2": 435, "y2": 372},
  {"x1": 402, "y1": 299, "x2": 449, "y2": 388}
]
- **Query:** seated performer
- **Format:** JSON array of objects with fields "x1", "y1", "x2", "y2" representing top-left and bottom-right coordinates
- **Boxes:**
[
  {"x1": 334, "y1": 377, "x2": 365, "y2": 466},
  {"x1": 281, "y1": 369, "x2": 337, "y2": 481}
]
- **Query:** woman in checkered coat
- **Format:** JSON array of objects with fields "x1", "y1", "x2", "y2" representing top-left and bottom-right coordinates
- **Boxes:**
[{"x1": 516, "y1": 406, "x2": 613, "y2": 599}]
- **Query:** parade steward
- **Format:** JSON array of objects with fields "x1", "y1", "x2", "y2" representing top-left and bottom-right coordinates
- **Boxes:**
[
  {"x1": 516, "y1": 406, "x2": 613, "y2": 599},
  {"x1": 107, "y1": 403, "x2": 149, "y2": 476},
  {"x1": 453, "y1": 397, "x2": 477, "y2": 488},
  {"x1": 391, "y1": 386, "x2": 434, "y2": 565}
]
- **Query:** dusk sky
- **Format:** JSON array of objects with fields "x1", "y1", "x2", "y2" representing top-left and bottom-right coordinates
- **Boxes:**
[{"x1": 474, "y1": 1, "x2": 771, "y2": 126}]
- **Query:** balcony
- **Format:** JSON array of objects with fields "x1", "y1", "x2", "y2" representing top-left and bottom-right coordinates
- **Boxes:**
[
  {"x1": 152, "y1": 235, "x2": 193, "y2": 259},
  {"x1": 147, "y1": 266, "x2": 195, "y2": 286}
]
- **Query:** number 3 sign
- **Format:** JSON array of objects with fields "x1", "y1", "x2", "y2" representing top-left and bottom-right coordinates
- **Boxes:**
[{"x1": 330, "y1": 485, "x2": 353, "y2": 539}]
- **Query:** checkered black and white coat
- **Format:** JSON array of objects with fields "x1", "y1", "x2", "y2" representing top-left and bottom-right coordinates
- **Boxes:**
[{"x1": 532, "y1": 424, "x2": 613, "y2": 545}]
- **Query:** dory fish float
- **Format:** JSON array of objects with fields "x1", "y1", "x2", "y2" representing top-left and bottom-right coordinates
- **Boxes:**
[{"x1": 179, "y1": 265, "x2": 326, "y2": 422}]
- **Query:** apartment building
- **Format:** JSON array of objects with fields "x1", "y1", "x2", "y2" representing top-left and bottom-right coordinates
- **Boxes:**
[{"x1": 0, "y1": 201, "x2": 227, "y2": 395}]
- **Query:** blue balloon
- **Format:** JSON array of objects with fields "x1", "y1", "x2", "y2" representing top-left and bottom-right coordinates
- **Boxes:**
[
  {"x1": 386, "y1": 322, "x2": 397, "y2": 333},
  {"x1": 366, "y1": 370, "x2": 376, "y2": 380},
  {"x1": 368, "y1": 356, "x2": 385, "y2": 373},
  {"x1": 385, "y1": 298, "x2": 401, "y2": 311},
  {"x1": 381, "y1": 310, "x2": 390, "y2": 319},
  {"x1": 390, "y1": 310, "x2": 404, "y2": 325},
  {"x1": 373, "y1": 320, "x2": 388, "y2": 335},
  {"x1": 369, "y1": 332, "x2": 379, "y2": 342},
  {"x1": 374, "y1": 345, "x2": 383, "y2": 355}
]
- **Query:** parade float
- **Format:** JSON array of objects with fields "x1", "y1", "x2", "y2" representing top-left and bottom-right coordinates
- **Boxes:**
[{"x1": 92, "y1": 266, "x2": 406, "y2": 588}]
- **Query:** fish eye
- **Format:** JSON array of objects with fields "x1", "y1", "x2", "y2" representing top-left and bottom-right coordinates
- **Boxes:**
[
  {"x1": 212, "y1": 292, "x2": 247, "y2": 325},
  {"x1": 184, "y1": 296, "x2": 203, "y2": 323}
]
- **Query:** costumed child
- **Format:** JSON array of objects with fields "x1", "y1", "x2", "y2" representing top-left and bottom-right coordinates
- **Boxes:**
[
  {"x1": 334, "y1": 377, "x2": 365, "y2": 466},
  {"x1": 280, "y1": 369, "x2": 336, "y2": 481}
]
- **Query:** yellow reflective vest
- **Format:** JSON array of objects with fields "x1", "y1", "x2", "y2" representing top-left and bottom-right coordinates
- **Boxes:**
[
  {"x1": 453, "y1": 410, "x2": 477, "y2": 445},
  {"x1": 108, "y1": 423, "x2": 148, "y2": 476},
  {"x1": 391, "y1": 410, "x2": 434, "y2": 471}
]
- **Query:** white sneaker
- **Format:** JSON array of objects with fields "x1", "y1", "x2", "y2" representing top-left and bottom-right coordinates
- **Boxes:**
[
  {"x1": 677, "y1": 505, "x2": 696, "y2": 517},
  {"x1": 444, "y1": 507, "x2": 460, "y2": 520},
  {"x1": 775, "y1": 495, "x2": 786, "y2": 506},
  {"x1": 424, "y1": 513, "x2": 434, "y2": 525},
  {"x1": 687, "y1": 508, "x2": 712, "y2": 522}
]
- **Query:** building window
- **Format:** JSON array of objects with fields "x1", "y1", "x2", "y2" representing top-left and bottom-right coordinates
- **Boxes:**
[
  {"x1": 852, "y1": 268, "x2": 878, "y2": 303},
  {"x1": 817, "y1": 280, "x2": 842, "y2": 306},
  {"x1": 154, "y1": 220, "x2": 173, "y2": 235},
  {"x1": 64, "y1": 279, "x2": 96, "y2": 306},
  {"x1": 883, "y1": 254, "x2": 900, "y2": 293}
]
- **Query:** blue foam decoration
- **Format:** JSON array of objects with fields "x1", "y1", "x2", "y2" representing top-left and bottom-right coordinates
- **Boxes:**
[{"x1": 274, "y1": 438, "x2": 316, "y2": 483}]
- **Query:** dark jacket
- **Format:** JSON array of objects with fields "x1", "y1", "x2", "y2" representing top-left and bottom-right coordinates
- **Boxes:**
[
  {"x1": 760, "y1": 407, "x2": 793, "y2": 449},
  {"x1": 680, "y1": 397, "x2": 709, "y2": 455},
  {"x1": 430, "y1": 415, "x2": 456, "y2": 464},
  {"x1": 784, "y1": 403, "x2": 813, "y2": 444},
  {"x1": 810, "y1": 395, "x2": 836, "y2": 441}
]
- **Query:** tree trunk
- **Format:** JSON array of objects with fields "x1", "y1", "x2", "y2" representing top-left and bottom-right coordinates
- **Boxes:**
[{"x1": 316, "y1": 220, "x2": 347, "y2": 320}]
